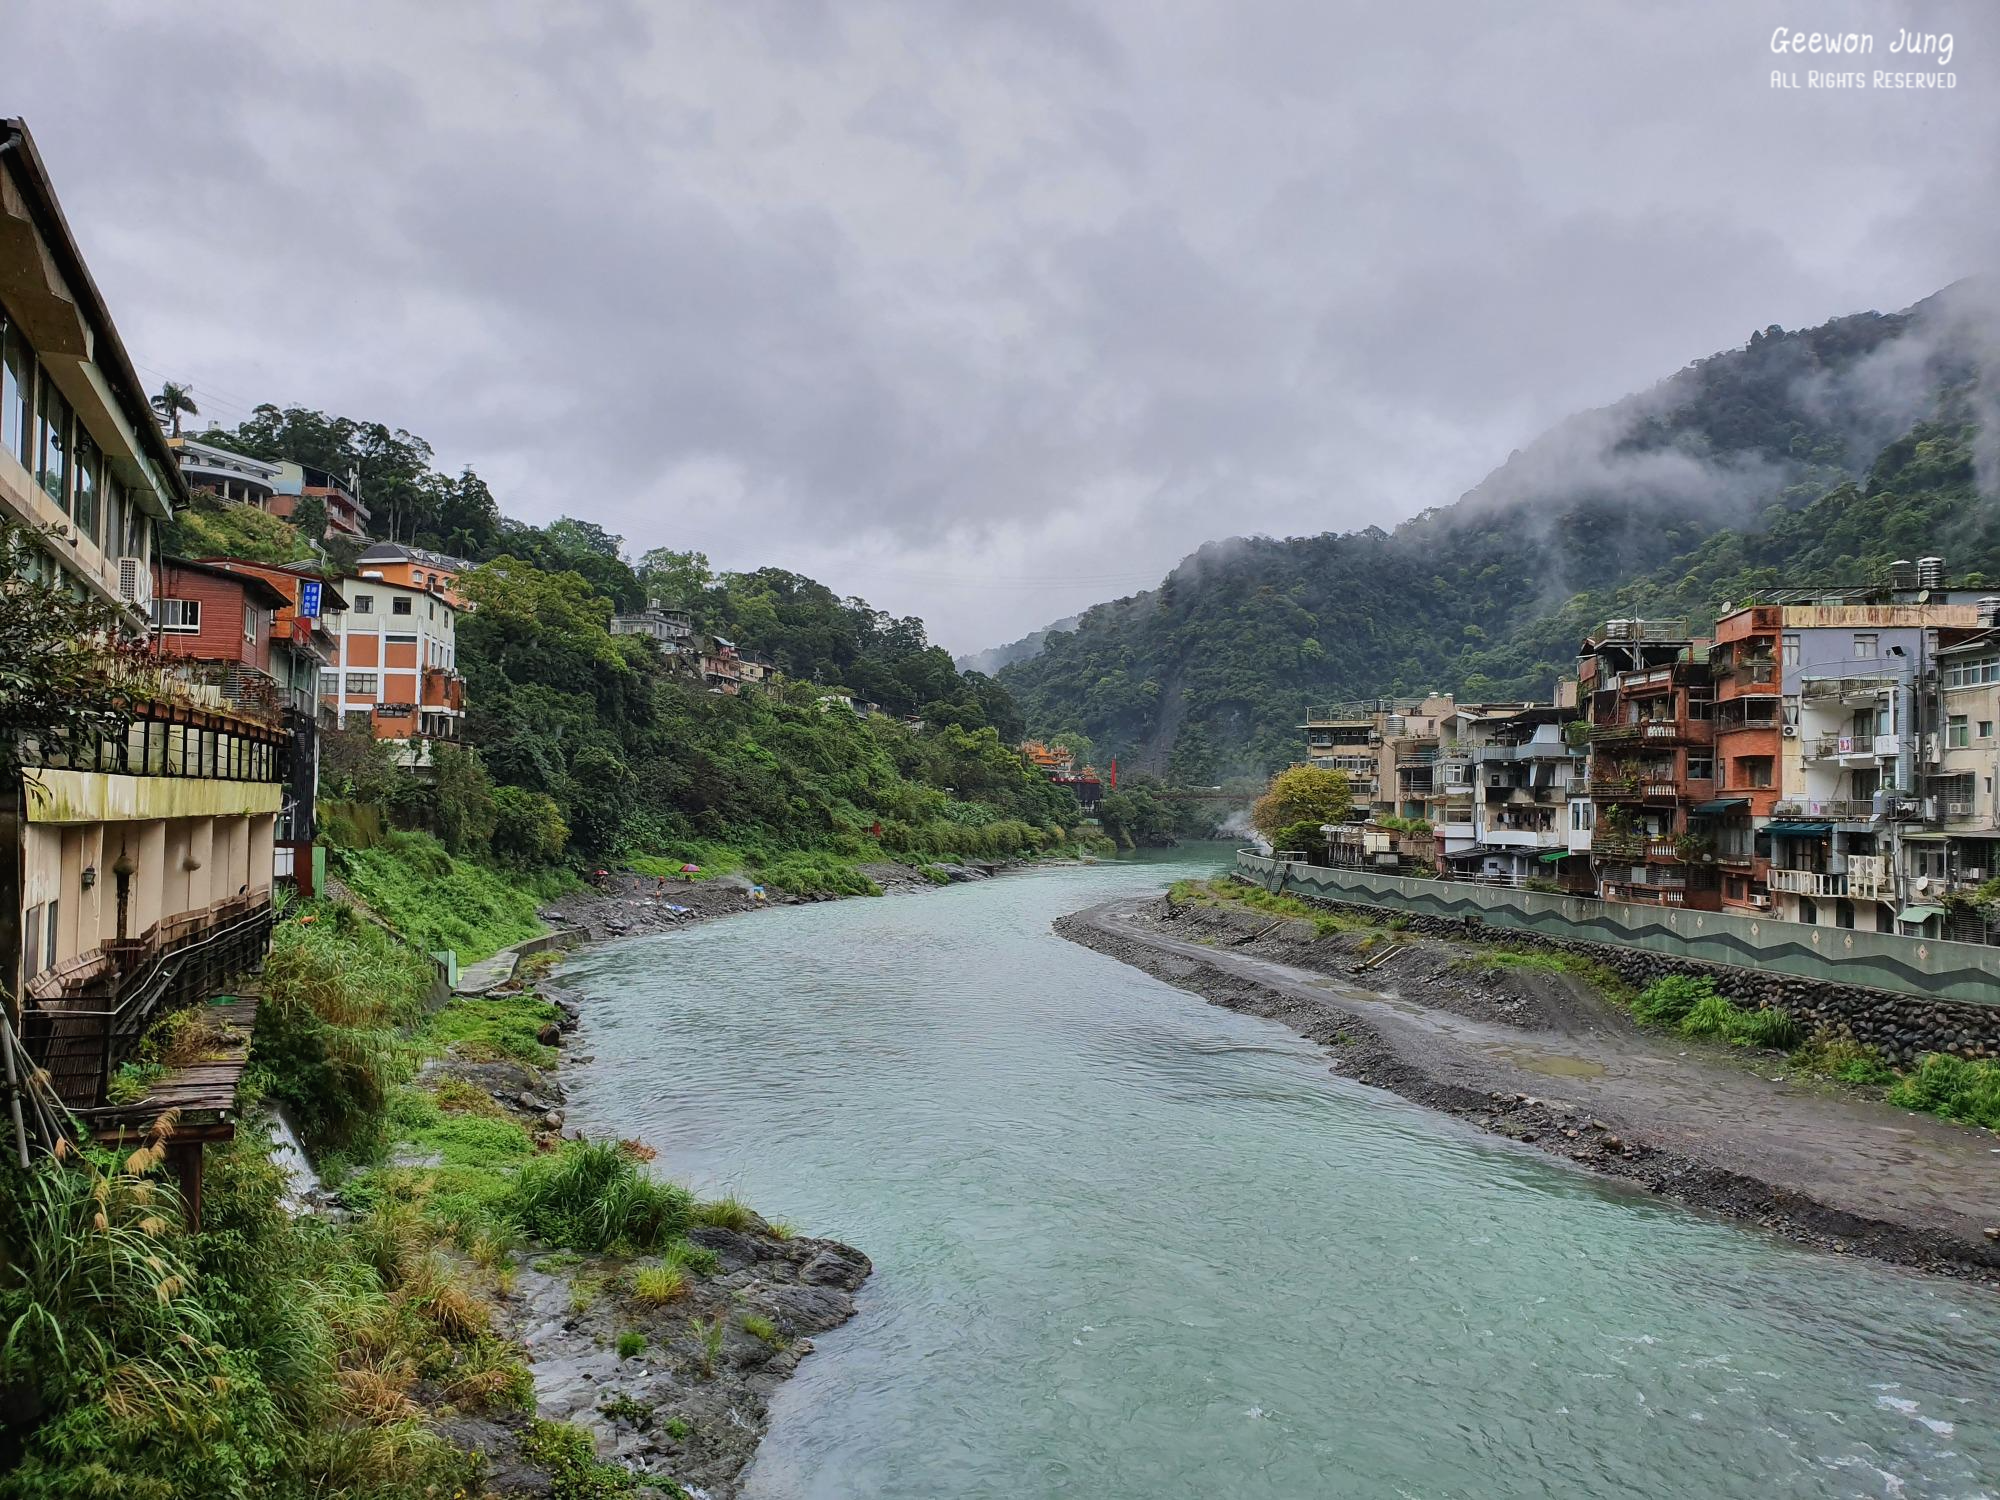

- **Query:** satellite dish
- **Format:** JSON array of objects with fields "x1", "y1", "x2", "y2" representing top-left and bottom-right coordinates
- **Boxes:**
[
  {"x1": 1917, "y1": 589, "x2": 1932, "y2": 602},
  {"x1": 1914, "y1": 875, "x2": 1932, "y2": 894}
]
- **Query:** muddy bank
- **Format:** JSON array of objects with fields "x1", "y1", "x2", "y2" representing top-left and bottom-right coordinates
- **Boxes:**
[
  {"x1": 1058, "y1": 894, "x2": 2000, "y2": 1285},
  {"x1": 542, "y1": 858, "x2": 1028, "y2": 944}
]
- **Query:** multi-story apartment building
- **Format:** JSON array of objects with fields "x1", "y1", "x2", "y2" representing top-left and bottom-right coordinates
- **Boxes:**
[
  {"x1": 1708, "y1": 605, "x2": 1785, "y2": 913},
  {"x1": 3, "y1": 118, "x2": 280, "y2": 1134},
  {"x1": 1299, "y1": 702, "x2": 1387, "y2": 811},
  {"x1": 171, "y1": 439, "x2": 371, "y2": 542},
  {"x1": 610, "y1": 606, "x2": 695, "y2": 653},
  {"x1": 1300, "y1": 695, "x2": 1454, "y2": 819},
  {"x1": 1579, "y1": 620, "x2": 1720, "y2": 909},
  {"x1": 324, "y1": 552, "x2": 465, "y2": 754},
  {"x1": 700, "y1": 635, "x2": 742, "y2": 694},
  {"x1": 1469, "y1": 701, "x2": 1589, "y2": 887},
  {"x1": 1929, "y1": 630, "x2": 2000, "y2": 912},
  {"x1": 184, "y1": 559, "x2": 347, "y2": 895}
]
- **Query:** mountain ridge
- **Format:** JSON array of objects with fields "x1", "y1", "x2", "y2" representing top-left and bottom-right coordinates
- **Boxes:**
[{"x1": 995, "y1": 280, "x2": 2000, "y2": 778}]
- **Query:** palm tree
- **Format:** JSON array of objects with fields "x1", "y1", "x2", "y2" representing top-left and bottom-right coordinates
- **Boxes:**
[{"x1": 150, "y1": 381, "x2": 198, "y2": 437}]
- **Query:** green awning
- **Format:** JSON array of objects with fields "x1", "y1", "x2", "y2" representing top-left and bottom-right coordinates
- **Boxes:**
[
  {"x1": 1690, "y1": 798, "x2": 1748, "y2": 815},
  {"x1": 1897, "y1": 905, "x2": 1947, "y2": 924},
  {"x1": 1538, "y1": 850, "x2": 1582, "y2": 863},
  {"x1": 1765, "y1": 820, "x2": 1832, "y2": 836}
]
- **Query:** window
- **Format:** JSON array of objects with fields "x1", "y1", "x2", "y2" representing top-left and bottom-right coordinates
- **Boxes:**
[
  {"x1": 22, "y1": 904, "x2": 42, "y2": 979},
  {"x1": 35, "y1": 372, "x2": 69, "y2": 510},
  {"x1": 385, "y1": 632, "x2": 417, "y2": 646},
  {"x1": 0, "y1": 315, "x2": 29, "y2": 468},
  {"x1": 319, "y1": 669, "x2": 339, "y2": 697},
  {"x1": 392, "y1": 596, "x2": 413, "y2": 615},
  {"x1": 428, "y1": 601, "x2": 436, "y2": 620},
  {"x1": 1944, "y1": 655, "x2": 2000, "y2": 689},
  {"x1": 352, "y1": 594, "x2": 374, "y2": 615},
  {"x1": 1736, "y1": 756, "x2": 1773, "y2": 788},
  {"x1": 154, "y1": 598, "x2": 201, "y2": 632},
  {"x1": 1852, "y1": 633, "x2": 1878, "y2": 659},
  {"x1": 244, "y1": 602, "x2": 259, "y2": 646},
  {"x1": 72, "y1": 428, "x2": 98, "y2": 543},
  {"x1": 1781, "y1": 633, "x2": 1800, "y2": 667},
  {"x1": 1982, "y1": 722, "x2": 1995, "y2": 740},
  {"x1": 345, "y1": 672, "x2": 379, "y2": 695},
  {"x1": 1948, "y1": 714, "x2": 1970, "y2": 748},
  {"x1": 1687, "y1": 756, "x2": 1714, "y2": 780}
]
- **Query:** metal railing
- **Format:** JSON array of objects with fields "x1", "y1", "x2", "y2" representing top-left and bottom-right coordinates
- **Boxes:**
[{"x1": 19, "y1": 893, "x2": 274, "y2": 1108}]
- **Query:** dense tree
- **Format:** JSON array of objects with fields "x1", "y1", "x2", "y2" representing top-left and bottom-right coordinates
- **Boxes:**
[{"x1": 1251, "y1": 765, "x2": 1353, "y2": 840}]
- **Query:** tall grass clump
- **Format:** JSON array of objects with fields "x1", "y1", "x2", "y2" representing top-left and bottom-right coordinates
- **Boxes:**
[
  {"x1": 1677, "y1": 993, "x2": 1802, "y2": 1050},
  {"x1": 755, "y1": 851, "x2": 881, "y2": 897},
  {"x1": 1790, "y1": 1027, "x2": 1895, "y2": 1085},
  {"x1": 506, "y1": 1139, "x2": 694, "y2": 1252},
  {"x1": 1631, "y1": 974, "x2": 1719, "y2": 1028},
  {"x1": 0, "y1": 1133, "x2": 481, "y2": 1499},
  {"x1": 1887, "y1": 1054, "x2": 2000, "y2": 1129},
  {"x1": 252, "y1": 902, "x2": 435, "y2": 1162}
]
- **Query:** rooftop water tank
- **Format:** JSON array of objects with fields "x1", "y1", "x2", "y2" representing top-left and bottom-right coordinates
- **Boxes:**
[{"x1": 1918, "y1": 556, "x2": 1946, "y2": 589}]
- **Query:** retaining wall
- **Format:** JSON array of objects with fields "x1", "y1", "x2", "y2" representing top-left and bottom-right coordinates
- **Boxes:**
[{"x1": 1236, "y1": 853, "x2": 2000, "y2": 1062}]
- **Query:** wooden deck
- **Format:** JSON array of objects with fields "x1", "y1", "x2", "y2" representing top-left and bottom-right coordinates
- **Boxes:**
[{"x1": 86, "y1": 995, "x2": 259, "y2": 1145}]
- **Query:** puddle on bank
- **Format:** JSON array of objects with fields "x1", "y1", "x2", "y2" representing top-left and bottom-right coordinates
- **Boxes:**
[{"x1": 1489, "y1": 1046, "x2": 1609, "y2": 1079}]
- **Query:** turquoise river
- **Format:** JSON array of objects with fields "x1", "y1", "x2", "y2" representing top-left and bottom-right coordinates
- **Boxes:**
[{"x1": 560, "y1": 849, "x2": 2000, "y2": 1499}]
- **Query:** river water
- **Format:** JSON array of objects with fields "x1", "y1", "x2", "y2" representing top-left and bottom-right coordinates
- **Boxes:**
[{"x1": 562, "y1": 850, "x2": 1999, "y2": 1499}]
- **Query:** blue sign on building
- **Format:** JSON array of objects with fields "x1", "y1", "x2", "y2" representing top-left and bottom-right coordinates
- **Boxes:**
[{"x1": 299, "y1": 580, "x2": 322, "y2": 618}]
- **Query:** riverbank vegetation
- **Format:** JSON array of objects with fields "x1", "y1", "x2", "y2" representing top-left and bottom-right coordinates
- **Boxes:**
[{"x1": 0, "y1": 878, "x2": 818, "y2": 1498}]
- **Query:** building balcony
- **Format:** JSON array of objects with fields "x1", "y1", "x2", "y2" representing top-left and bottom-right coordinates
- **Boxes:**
[
  {"x1": 1803, "y1": 732, "x2": 1900, "y2": 762},
  {"x1": 1592, "y1": 721, "x2": 1686, "y2": 747},
  {"x1": 19, "y1": 891, "x2": 275, "y2": 1107},
  {"x1": 1601, "y1": 881, "x2": 1688, "y2": 907},
  {"x1": 1769, "y1": 868, "x2": 1846, "y2": 898},
  {"x1": 1592, "y1": 830, "x2": 1647, "y2": 860}
]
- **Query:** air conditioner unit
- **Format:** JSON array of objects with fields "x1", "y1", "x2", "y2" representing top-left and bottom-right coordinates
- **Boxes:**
[
  {"x1": 116, "y1": 556, "x2": 153, "y2": 611},
  {"x1": 1748, "y1": 894, "x2": 1772, "y2": 909},
  {"x1": 1964, "y1": 867, "x2": 1986, "y2": 882},
  {"x1": 1780, "y1": 725, "x2": 1798, "y2": 738}
]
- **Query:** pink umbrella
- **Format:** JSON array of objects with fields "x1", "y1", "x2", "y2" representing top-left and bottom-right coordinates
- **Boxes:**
[{"x1": 680, "y1": 863, "x2": 702, "y2": 874}]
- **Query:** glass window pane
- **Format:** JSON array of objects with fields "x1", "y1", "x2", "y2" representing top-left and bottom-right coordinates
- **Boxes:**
[
  {"x1": 0, "y1": 315, "x2": 29, "y2": 468},
  {"x1": 35, "y1": 376, "x2": 69, "y2": 510},
  {"x1": 73, "y1": 429, "x2": 98, "y2": 543}
]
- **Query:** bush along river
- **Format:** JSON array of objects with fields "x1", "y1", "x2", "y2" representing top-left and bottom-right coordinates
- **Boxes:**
[{"x1": 556, "y1": 848, "x2": 2000, "y2": 1499}]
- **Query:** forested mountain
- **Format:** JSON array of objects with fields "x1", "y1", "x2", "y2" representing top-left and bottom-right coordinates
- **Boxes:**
[{"x1": 998, "y1": 281, "x2": 2000, "y2": 780}]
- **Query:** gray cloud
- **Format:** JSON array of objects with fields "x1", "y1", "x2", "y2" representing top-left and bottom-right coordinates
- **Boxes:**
[{"x1": 4, "y1": 0, "x2": 1996, "y2": 651}]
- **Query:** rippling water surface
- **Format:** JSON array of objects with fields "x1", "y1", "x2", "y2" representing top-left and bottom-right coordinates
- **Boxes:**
[{"x1": 562, "y1": 850, "x2": 2000, "y2": 1499}]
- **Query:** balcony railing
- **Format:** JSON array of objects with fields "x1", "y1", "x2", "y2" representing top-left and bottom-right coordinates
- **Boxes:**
[
  {"x1": 1769, "y1": 868, "x2": 1846, "y2": 898},
  {"x1": 1592, "y1": 721, "x2": 1683, "y2": 746},
  {"x1": 20, "y1": 893, "x2": 275, "y2": 1107},
  {"x1": 1592, "y1": 831, "x2": 1646, "y2": 859}
]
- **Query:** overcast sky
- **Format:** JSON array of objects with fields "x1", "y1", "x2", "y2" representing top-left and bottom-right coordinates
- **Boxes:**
[{"x1": 9, "y1": 1, "x2": 1998, "y2": 651}]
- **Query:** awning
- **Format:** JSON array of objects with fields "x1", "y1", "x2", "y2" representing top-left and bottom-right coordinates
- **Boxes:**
[
  {"x1": 1690, "y1": 798, "x2": 1748, "y2": 816},
  {"x1": 1764, "y1": 820, "x2": 1832, "y2": 836},
  {"x1": 1538, "y1": 850, "x2": 1582, "y2": 863},
  {"x1": 1897, "y1": 905, "x2": 1947, "y2": 924}
]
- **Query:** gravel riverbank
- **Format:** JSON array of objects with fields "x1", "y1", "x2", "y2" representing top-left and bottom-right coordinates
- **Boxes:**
[{"x1": 1058, "y1": 892, "x2": 2000, "y2": 1285}]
